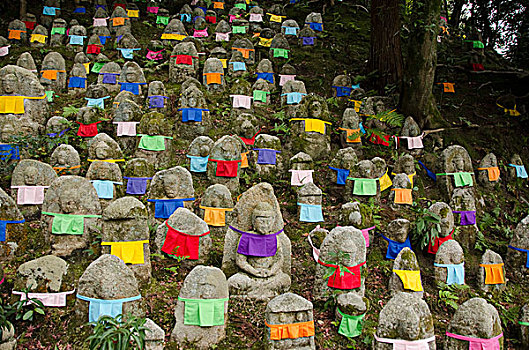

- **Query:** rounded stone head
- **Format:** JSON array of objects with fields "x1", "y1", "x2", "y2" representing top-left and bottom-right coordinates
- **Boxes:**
[
  {"x1": 162, "y1": 174, "x2": 179, "y2": 198},
  {"x1": 2, "y1": 74, "x2": 18, "y2": 94},
  {"x1": 94, "y1": 142, "x2": 111, "y2": 160},
  {"x1": 252, "y1": 202, "x2": 275, "y2": 235},
  {"x1": 451, "y1": 154, "x2": 465, "y2": 172},
  {"x1": 24, "y1": 167, "x2": 39, "y2": 186}
]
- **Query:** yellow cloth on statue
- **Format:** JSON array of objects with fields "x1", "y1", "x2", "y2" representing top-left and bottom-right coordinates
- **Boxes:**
[
  {"x1": 101, "y1": 240, "x2": 149, "y2": 264},
  {"x1": 161, "y1": 33, "x2": 186, "y2": 40},
  {"x1": 0, "y1": 95, "x2": 45, "y2": 114},
  {"x1": 259, "y1": 37, "x2": 273, "y2": 47},
  {"x1": 219, "y1": 58, "x2": 228, "y2": 69},
  {"x1": 127, "y1": 9, "x2": 139, "y2": 18},
  {"x1": 30, "y1": 34, "x2": 47, "y2": 43},
  {"x1": 379, "y1": 170, "x2": 393, "y2": 191},
  {"x1": 267, "y1": 14, "x2": 285, "y2": 23},
  {"x1": 290, "y1": 118, "x2": 331, "y2": 134},
  {"x1": 241, "y1": 151, "x2": 249, "y2": 168},
  {"x1": 200, "y1": 206, "x2": 233, "y2": 227},
  {"x1": 393, "y1": 270, "x2": 423, "y2": 291},
  {"x1": 83, "y1": 63, "x2": 90, "y2": 74}
]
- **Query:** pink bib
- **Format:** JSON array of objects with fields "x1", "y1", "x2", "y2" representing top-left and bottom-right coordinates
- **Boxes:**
[
  {"x1": 12, "y1": 186, "x2": 48, "y2": 205},
  {"x1": 446, "y1": 332, "x2": 502, "y2": 350},
  {"x1": 289, "y1": 170, "x2": 314, "y2": 186},
  {"x1": 12, "y1": 290, "x2": 75, "y2": 307},
  {"x1": 146, "y1": 50, "x2": 164, "y2": 60},
  {"x1": 93, "y1": 18, "x2": 108, "y2": 27},
  {"x1": 279, "y1": 74, "x2": 296, "y2": 86},
  {"x1": 375, "y1": 335, "x2": 435, "y2": 350},
  {"x1": 0, "y1": 46, "x2": 10, "y2": 57},
  {"x1": 114, "y1": 122, "x2": 139, "y2": 136},
  {"x1": 193, "y1": 29, "x2": 209, "y2": 38},
  {"x1": 249, "y1": 13, "x2": 263, "y2": 22},
  {"x1": 231, "y1": 95, "x2": 252, "y2": 109},
  {"x1": 216, "y1": 32, "x2": 230, "y2": 41}
]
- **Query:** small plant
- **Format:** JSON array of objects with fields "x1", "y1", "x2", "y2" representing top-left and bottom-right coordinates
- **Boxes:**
[
  {"x1": 0, "y1": 288, "x2": 45, "y2": 338},
  {"x1": 86, "y1": 314, "x2": 148, "y2": 350},
  {"x1": 437, "y1": 283, "x2": 470, "y2": 311},
  {"x1": 410, "y1": 206, "x2": 441, "y2": 249},
  {"x1": 62, "y1": 106, "x2": 79, "y2": 118}
]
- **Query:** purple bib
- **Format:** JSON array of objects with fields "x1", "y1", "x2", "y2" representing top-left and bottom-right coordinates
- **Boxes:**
[
  {"x1": 453, "y1": 211, "x2": 476, "y2": 225},
  {"x1": 302, "y1": 37, "x2": 315, "y2": 46},
  {"x1": 101, "y1": 73, "x2": 118, "y2": 84},
  {"x1": 124, "y1": 177, "x2": 152, "y2": 195},
  {"x1": 149, "y1": 95, "x2": 167, "y2": 108},
  {"x1": 254, "y1": 149, "x2": 280, "y2": 165},
  {"x1": 231, "y1": 225, "x2": 283, "y2": 257}
]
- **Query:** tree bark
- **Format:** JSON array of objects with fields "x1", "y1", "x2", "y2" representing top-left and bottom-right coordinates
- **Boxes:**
[
  {"x1": 400, "y1": 0, "x2": 443, "y2": 128},
  {"x1": 450, "y1": 0, "x2": 465, "y2": 29},
  {"x1": 20, "y1": 0, "x2": 27, "y2": 18},
  {"x1": 368, "y1": 0, "x2": 403, "y2": 94}
]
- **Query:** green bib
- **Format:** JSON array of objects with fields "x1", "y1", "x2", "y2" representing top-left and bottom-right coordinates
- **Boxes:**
[
  {"x1": 272, "y1": 48, "x2": 289, "y2": 58},
  {"x1": 42, "y1": 212, "x2": 101, "y2": 235},
  {"x1": 156, "y1": 16, "x2": 169, "y2": 25},
  {"x1": 337, "y1": 309, "x2": 364, "y2": 338},
  {"x1": 178, "y1": 297, "x2": 228, "y2": 327},
  {"x1": 91, "y1": 62, "x2": 105, "y2": 74},
  {"x1": 253, "y1": 90, "x2": 268, "y2": 102},
  {"x1": 349, "y1": 178, "x2": 377, "y2": 196},
  {"x1": 45, "y1": 91, "x2": 54, "y2": 102},
  {"x1": 138, "y1": 135, "x2": 172, "y2": 151},
  {"x1": 51, "y1": 27, "x2": 67, "y2": 35},
  {"x1": 520, "y1": 321, "x2": 529, "y2": 326},
  {"x1": 232, "y1": 26, "x2": 246, "y2": 34},
  {"x1": 437, "y1": 172, "x2": 473, "y2": 187}
]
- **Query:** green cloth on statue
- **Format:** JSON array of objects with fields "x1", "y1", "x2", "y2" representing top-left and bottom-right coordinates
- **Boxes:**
[
  {"x1": 51, "y1": 27, "x2": 67, "y2": 35},
  {"x1": 437, "y1": 172, "x2": 473, "y2": 187},
  {"x1": 520, "y1": 321, "x2": 529, "y2": 326},
  {"x1": 253, "y1": 90, "x2": 269, "y2": 102},
  {"x1": 337, "y1": 309, "x2": 364, "y2": 338},
  {"x1": 349, "y1": 178, "x2": 377, "y2": 196},
  {"x1": 45, "y1": 91, "x2": 54, "y2": 102},
  {"x1": 178, "y1": 297, "x2": 228, "y2": 327},
  {"x1": 156, "y1": 16, "x2": 169, "y2": 25},
  {"x1": 42, "y1": 212, "x2": 101, "y2": 235},
  {"x1": 91, "y1": 62, "x2": 105, "y2": 73},
  {"x1": 272, "y1": 48, "x2": 289, "y2": 58},
  {"x1": 137, "y1": 135, "x2": 172, "y2": 151}
]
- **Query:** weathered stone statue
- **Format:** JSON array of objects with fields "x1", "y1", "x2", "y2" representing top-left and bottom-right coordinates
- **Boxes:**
[
  {"x1": 436, "y1": 145, "x2": 475, "y2": 201},
  {"x1": 507, "y1": 214, "x2": 529, "y2": 283},
  {"x1": 207, "y1": 135, "x2": 243, "y2": 193},
  {"x1": 434, "y1": 240, "x2": 465, "y2": 286},
  {"x1": 389, "y1": 248, "x2": 423, "y2": 297}
]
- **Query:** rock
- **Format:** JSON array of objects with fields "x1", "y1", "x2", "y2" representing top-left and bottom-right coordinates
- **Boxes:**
[
  {"x1": 171, "y1": 265, "x2": 228, "y2": 349},
  {"x1": 15, "y1": 255, "x2": 68, "y2": 292},
  {"x1": 521, "y1": 304, "x2": 529, "y2": 346},
  {"x1": 479, "y1": 249, "x2": 506, "y2": 294},
  {"x1": 145, "y1": 318, "x2": 165, "y2": 350},
  {"x1": 223, "y1": 183, "x2": 291, "y2": 300},
  {"x1": 0, "y1": 186, "x2": 25, "y2": 259},
  {"x1": 329, "y1": 147, "x2": 359, "y2": 200},
  {"x1": 374, "y1": 292, "x2": 435, "y2": 349},
  {"x1": 507, "y1": 215, "x2": 529, "y2": 283},
  {"x1": 434, "y1": 240, "x2": 465, "y2": 285},
  {"x1": 252, "y1": 134, "x2": 283, "y2": 179},
  {"x1": 178, "y1": 84, "x2": 211, "y2": 140},
  {"x1": 444, "y1": 298, "x2": 503, "y2": 350},
  {"x1": 170, "y1": 41, "x2": 199, "y2": 83},
  {"x1": 102, "y1": 197, "x2": 151, "y2": 283},
  {"x1": 98, "y1": 62, "x2": 122, "y2": 93},
  {"x1": 41, "y1": 176, "x2": 102, "y2": 257},
  {"x1": 50, "y1": 144, "x2": 81, "y2": 176},
  {"x1": 389, "y1": 174, "x2": 412, "y2": 208},
  {"x1": 40, "y1": 52, "x2": 67, "y2": 92},
  {"x1": 202, "y1": 58, "x2": 225, "y2": 92},
  {"x1": 335, "y1": 292, "x2": 367, "y2": 338},
  {"x1": 134, "y1": 112, "x2": 175, "y2": 169},
  {"x1": 477, "y1": 153, "x2": 500, "y2": 188},
  {"x1": 0, "y1": 324, "x2": 16, "y2": 350},
  {"x1": 207, "y1": 136, "x2": 242, "y2": 194},
  {"x1": 199, "y1": 184, "x2": 233, "y2": 237},
  {"x1": 389, "y1": 248, "x2": 423, "y2": 297},
  {"x1": 436, "y1": 145, "x2": 475, "y2": 201},
  {"x1": 265, "y1": 293, "x2": 315, "y2": 349},
  {"x1": 16, "y1": 53, "x2": 37, "y2": 73},
  {"x1": 427, "y1": 202, "x2": 455, "y2": 254},
  {"x1": 450, "y1": 188, "x2": 479, "y2": 249},
  {"x1": 86, "y1": 161, "x2": 123, "y2": 209},
  {"x1": 87, "y1": 133, "x2": 124, "y2": 162},
  {"x1": 297, "y1": 182, "x2": 323, "y2": 223},
  {"x1": 76, "y1": 254, "x2": 143, "y2": 322},
  {"x1": 30, "y1": 25, "x2": 48, "y2": 48},
  {"x1": 380, "y1": 219, "x2": 411, "y2": 260}
]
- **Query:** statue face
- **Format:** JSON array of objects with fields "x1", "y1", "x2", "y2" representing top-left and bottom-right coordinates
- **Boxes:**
[
  {"x1": 452, "y1": 155, "x2": 465, "y2": 171},
  {"x1": 403, "y1": 159, "x2": 415, "y2": 174},
  {"x1": 252, "y1": 211, "x2": 274, "y2": 234},
  {"x1": 56, "y1": 150, "x2": 69, "y2": 165},
  {"x1": 309, "y1": 101, "x2": 322, "y2": 117},
  {"x1": 199, "y1": 144, "x2": 210, "y2": 157},
  {"x1": 95, "y1": 143, "x2": 110, "y2": 159},
  {"x1": 24, "y1": 167, "x2": 39, "y2": 185},
  {"x1": 3, "y1": 74, "x2": 17, "y2": 94},
  {"x1": 2, "y1": 123, "x2": 15, "y2": 141},
  {"x1": 188, "y1": 96, "x2": 197, "y2": 108},
  {"x1": 60, "y1": 196, "x2": 78, "y2": 214},
  {"x1": 126, "y1": 68, "x2": 140, "y2": 83},
  {"x1": 163, "y1": 175, "x2": 179, "y2": 198}
]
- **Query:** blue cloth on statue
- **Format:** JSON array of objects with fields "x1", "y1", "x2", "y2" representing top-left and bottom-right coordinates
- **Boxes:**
[
  {"x1": 329, "y1": 167, "x2": 350, "y2": 185},
  {"x1": 76, "y1": 294, "x2": 141, "y2": 322},
  {"x1": 282, "y1": 92, "x2": 305, "y2": 105},
  {"x1": 147, "y1": 198, "x2": 195, "y2": 219},
  {"x1": 0, "y1": 145, "x2": 19, "y2": 161},
  {"x1": 148, "y1": 96, "x2": 167, "y2": 108},
  {"x1": 418, "y1": 160, "x2": 437, "y2": 181},
  {"x1": 119, "y1": 82, "x2": 145, "y2": 95},
  {"x1": 298, "y1": 203, "x2": 324, "y2": 223},
  {"x1": 73, "y1": 7, "x2": 86, "y2": 14},
  {"x1": 255, "y1": 72, "x2": 274, "y2": 83},
  {"x1": 43, "y1": 6, "x2": 59, "y2": 16},
  {"x1": 508, "y1": 245, "x2": 529, "y2": 267},
  {"x1": 509, "y1": 164, "x2": 528, "y2": 178},
  {"x1": 381, "y1": 235, "x2": 412, "y2": 259},
  {"x1": 308, "y1": 22, "x2": 323, "y2": 31},
  {"x1": 434, "y1": 262, "x2": 465, "y2": 285},
  {"x1": 180, "y1": 13, "x2": 191, "y2": 22},
  {"x1": 179, "y1": 108, "x2": 208, "y2": 122},
  {"x1": 91, "y1": 180, "x2": 117, "y2": 199},
  {"x1": 283, "y1": 26, "x2": 297, "y2": 35},
  {"x1": 69, "y1": 35, "x2": 85, "y2": 45},
  {"x1": 230, "y1": 62, "x2": 246, "y2": 71},
  {"x1": 333, "y1": 86, "x2": 352, "y2": 97},
  {"x1": 123, "y1": 177, "x2": 151, "y2": 195},
  {"x1": 118, "y1": 48, "x2": 140, "y2": 59},
  {"x1": 187, "y1": 155, "x2": 209, "y2": 173},
  {"x1": 85, "y1": 96, "x2": 110, "y2": 109},
  {"x1": 99, "y1": 36, "x2": 111, "y2": 45},
  {"x1": 68, "y1": 77, "x2": 86, "y2": 88}
]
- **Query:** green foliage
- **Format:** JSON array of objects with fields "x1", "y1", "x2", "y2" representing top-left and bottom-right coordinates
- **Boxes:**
[
  {"x1": 367, "y1": 109, "x2": 405, "y2": 128},
  {"x1": 62, "y1": 106, "x2": 79, "y2": 118},
  {"x1": 410, "y1": 206, "x2": 441, "y2": 249},
  {"x1": 86, "y1": 314, "x2": 148, "y2": 350},
  {"x1": 0, "y1": 288, "x2": 46, "y2": 338},
  {"x1": 437, "y1": 283, "x2": 469, "y2": 310}
]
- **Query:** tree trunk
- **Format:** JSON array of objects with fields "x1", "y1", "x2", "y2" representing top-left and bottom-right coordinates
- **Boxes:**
[
  {"x1": 400, "y1": 0, "x2": 443, "y2": 128},
  {"x1": 450, "y1": 0, "x2": 465, "y2": 29},
  {"x1": 20, "y1": 0, "x2": 27, "y2": 18},
  {"x1": 368, "y1": 0, "x2": 403, "y2": 94}
]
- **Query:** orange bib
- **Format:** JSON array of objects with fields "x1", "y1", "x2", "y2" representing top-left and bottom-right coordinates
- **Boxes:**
[
  {"x1": 266, "y1": 320, "x2": 315, "y2": 340},
  {"x1": 477, "y1": 167, "x2": 500, "y2": 182},
  {"x1": 232, "y1": 47, "x2": 254, "y2": 59},
  {"x1": 392, "y1": 188, "x2": 412, "y2": 204},
  {"x1": 204, "y1": 73, "x2": 223, "y2": 85},
  {"x1": 339, "y1": 128, "x2": 361, "y2": 143},
  {"x1": 479, "y1": 263, "x2": 505, "y2": 284}
]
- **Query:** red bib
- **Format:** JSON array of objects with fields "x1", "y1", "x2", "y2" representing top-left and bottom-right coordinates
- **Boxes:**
[
  {"x1": 23, "y1": 21, "x2": 36, "y2": 30},
  {"x1": 76, "y1": 121, "x2": 101, "y2": 137},
  {"x1": 173, "y1": 55, "x2": 194, "y2": 65},
  {"x1": 206, "y1": 16, "x2": 217, "y2": 23},
  {"x1": 161, "y1": 221, "x2": 210, "y2": 260},
  {"x1": 318, "y1": 260, "x2": 366, "y2": 289},
  {"x1": 210, "y1": 159, "x2": 241, "y2": 177},
  {"x1": 87, "y1": 44, "x2": 102, "y2": 54},
  {"x1": 369, "y1": 133, "x2": 390, "y2": 146},
  {"x1": 427, "y1": 231, "x2": 454, "y2": 254}
]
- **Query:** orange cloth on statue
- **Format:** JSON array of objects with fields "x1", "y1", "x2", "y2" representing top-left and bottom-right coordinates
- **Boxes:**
[
  {"x1": 240, "y1": 152, "x2": 249, "y2": 168},
  {"x1": 203, "y1": 73, "x2": 223, "y2": 85},
  {"x1": 8, "y1": 30, "x2": 25, "y2": 40},
  {"x1": 42, "y1": 70, "x2": 65, "y2": 80},
  {"x1": 213, "y1": 1, "x2": 224, "y2": 9},
  {"x1": 339, "y1": 128, "x2": 361, "y2": 143},
  {"x1": 392, "y1": 188, "x2": 412, "y2": 204},
  {"x1": 232, "y1": 47, "x2": 254, "y2": 59},
  {"x1": 199, "y1": 206, "x2": 233, "y2": 227},
  {"x1": 479, "y1": 263, "x2": 505, "y2": 285},
  {"x1": 266, "y1": 320, "x2": 315, "y2": 340},
  {"x1": 112, "y1": 17, "x2": 125, "y2": 26},
  {"x1": 442, "y1": 83, "x2": 455, "y2": 93},
  {"x1": 477, "y1": 167, "x2": 500, "y2": 182}
]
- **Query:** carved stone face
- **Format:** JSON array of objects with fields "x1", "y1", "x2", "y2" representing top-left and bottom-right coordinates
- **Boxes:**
[
  {"x1": 193, "y1": 279, "x2": 218, "y2": 298},
  {"x1": 163, "y1": 175, "x2": 179, "y2": 198},
  {"x1": 188, "y1": 96, "x2": 197, "y2": 108},
  {"x1": 24, "y1": 167, "x2": 39, "y2": 185},
  {"x1": 2, "y1": 122, "x2": 15, "y2": 141},
  {"x1": 276, "y1": 311, "x2": 309, "y2": 324},
  {"x1": 149, "y1": 83, "x2": 164, "y2": 96},
  {"x1": 308, "y1": 101, "x2": 322, "y2": 118},
  {"x1": 403, "y1": 158, "x2": 415, "y2": 174},
  {"x1": 95, "y1": 142, "x2": 110, "y2": 159},
  {"x1": 56, "y1": 149, "x2": 69, "y2": 165},
  {"x1": 59, "y1": 195, "x2": 78, "y2": 214},
  {"x1": 252, "y1": 209, "x2": 274, "y2": 235},
  {"x1": 451, "y1": 154, "x2": 465, "y2": 172},
  {"x1": 126, "y1": 68, "x2": 141, "y2": 83},
  {"x1": 3, "y1": 74, "x2": 17, "y2": 94}
]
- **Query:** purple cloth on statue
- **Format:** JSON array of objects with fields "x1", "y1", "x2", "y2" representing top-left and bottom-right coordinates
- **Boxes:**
[
  {"x1": 254, "y1": 149, "x2": 281, "y2": 165},
  {"x1": 102, "y1": 73, "x2": 118, "y2": 84},
  {"x1": 124, "y1": 177, "x2": 152, "y2": 195},
  {"x1": 302, "y1": 37, "x2": 315, "y2": 46},
  {"x1": 149, "y1": 96, "x2": 167, "y2": 108},
  {"x1": 453, "y1": 211, "x2": 476, "y2": 225},
  {"x1": 231, "y1": 225, "x2": 283, "y2": 257}
]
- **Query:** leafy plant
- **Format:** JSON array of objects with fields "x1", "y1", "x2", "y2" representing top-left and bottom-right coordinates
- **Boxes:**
[
  {"x1": 410, "y1": 206, "x2": 441, "y2": 249},
  {"x1": 86, "y1": 314, "x2": 148, "y2": 350},
  {"x1": 0, "y1": 288, "x2": 46, "y2": 338},
  {"x1": 62, "y1": 106, "x2": 79, "y2": 118},
  {"x1": 437, "y1": 283, "x2": 470, "y2": 311}
]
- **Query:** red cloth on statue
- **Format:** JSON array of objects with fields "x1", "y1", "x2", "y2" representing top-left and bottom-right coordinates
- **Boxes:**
[
  {"x1": 210, "y1": 159, "x2": 241, "y2": 177},
  {"x1": 161, "y1": 221, "x2": 210, "y2": 260},
  {"x1": 76, "y1": 121, "x2": 101, "y2": 137},
  {"x1": 317, "y1": 260, "x2": 366, "y2": 289},
  {"x1": 427, "y1": 231, "x2": 454, "y2": 254}
]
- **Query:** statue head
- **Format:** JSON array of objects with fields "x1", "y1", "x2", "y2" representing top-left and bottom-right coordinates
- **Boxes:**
[
  {"x1": 24, "y1": 166, "x2": 39, "y2": 185},
  {"x1": 451, "y1": 154, "x2": 465, "y2": 172},
  {"x1": 95, "y1": 142, "x2": 110, "y2": 160},
  {"x1": 251, "y1": 202, "x2": 275, "y2": 235},
  {"x1": 3, "y1": 74, "x2": 18, "y2": 94},
  {"x1": 162, "y1": 174, "x2": 179, "y2": 198}
]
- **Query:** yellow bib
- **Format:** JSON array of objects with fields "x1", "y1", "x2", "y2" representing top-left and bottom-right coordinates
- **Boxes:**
[
  {"x1": 161, "y1": 33, "x2": 186, "y2": 40},
  {"x1": 101, "y1": 240, "x2": 149, "y2": 264},
  {"x1": 393, "y1": 270, "x2": 423, "y2": 291},
  {"x1": 268, "y1": 14, "x2": 285, "y2": 23},
  {"x1": 379, "y1": 170, "x2": 393, "y2": 191},
  {"x1": 30, "y1": 34, "x2": 47, "y2": 43},
  {"x1": 290, "y1": 118, "x2": 331, "y2": 134},
  {"x1": 200, "y1": 206, "x2": 233, "y2": 227},
  {"x1": 83, "y1": 63, "x2": 90, "y2": 74},
  {"x1": 219, "y1": 58, "x2": 228, "y2": 69},
  {"x1": 259, "y1": 37, "x2": 273, "y2": 47},
  {"x1": 127, "y1": 9, "x2": 139, "y2": 18},
  {"x1": 0, "y1": 95, "x2": 45, "y2": 114}
]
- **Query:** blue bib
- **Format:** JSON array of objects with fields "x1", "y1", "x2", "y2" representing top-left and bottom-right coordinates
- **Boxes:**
[
  {"x1": 69, "y1": 35, "x2": 85, "y2": 45},
  {"x1": 148, "y1": 198, "x2": 195, "y2": 219},
  {"x1": 76, "y1": 294, "x2": 141, "y2": 322},
  {"x1": 381, "y1": 235, "x2": 412, "y2": 259},
  {"x1": 298, "y1": 203, "x2": 324, "y2": 223},
  {"x1": 118, "y1": 48, "x2": 140, "y2": 59},
  {"x1": 308, "y1": 22, "x2": 323, "y2": 31},
  {"x1": 418, "y1": 160, "x2": 437, "y2": 181},
  {"x1": 434, "y1": 262, "x2": 465, "y2": 285},
  {"x1": 43, "y1": 6, "x2": 59, "y2": 16},
  {"x1": 99, "y1": 36, "x2": 111, "y2": 45},
  {"x1": 329, "y1": 167, "x2": 350, "y2": 185},
  {"x1": 91, "y1": 180, "x2": 116, "y2": 199},
  {"x1": 178, "y1": 108, "x2": 208, "y2": 122},
  {"x1": 68, "y1": 77, "x2": 86, "y2": 89},
  {"x1": 0, "y1": 145, "x2": 19, "y2": 161},
  {"x1": 73, "y1": 7, "x2": 86, "y2": 14},
  {"x1": 283, "y1": 92, "x2": 305, "y2": 105},
  {"x1": 230, "y1": 62, "x2": 246, "y2": 71},
  {"x1": 0, "y1": 219, "x2": 25, "y2": 242},
  {"x1": 509, "y1": 164, "x2": 528, "y2": 178},
  {"x1": 333, "y1": 86, "x2": 352, "y2": 97},
  {"x1": 119, "y1": 82, "x2": 144, "y2": 95},
  {"x1": 283, "y1": 26, "x2": 297, "y2": 35},
  {"x1": 256, "y1": 72, "x2": 274, "y2": 84},
  {"x1": 180, "y1": 13, "x2": 191, "y2": 22},
  {"x1": 187, "y1": 155, "x2": 209, "y2": 172},
  {"x1": 123, "y1": 177, "x2": 151, "y2": 195},
  {"x1": 85, "y1": 96, "x2": 109, "y2": 109}
]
